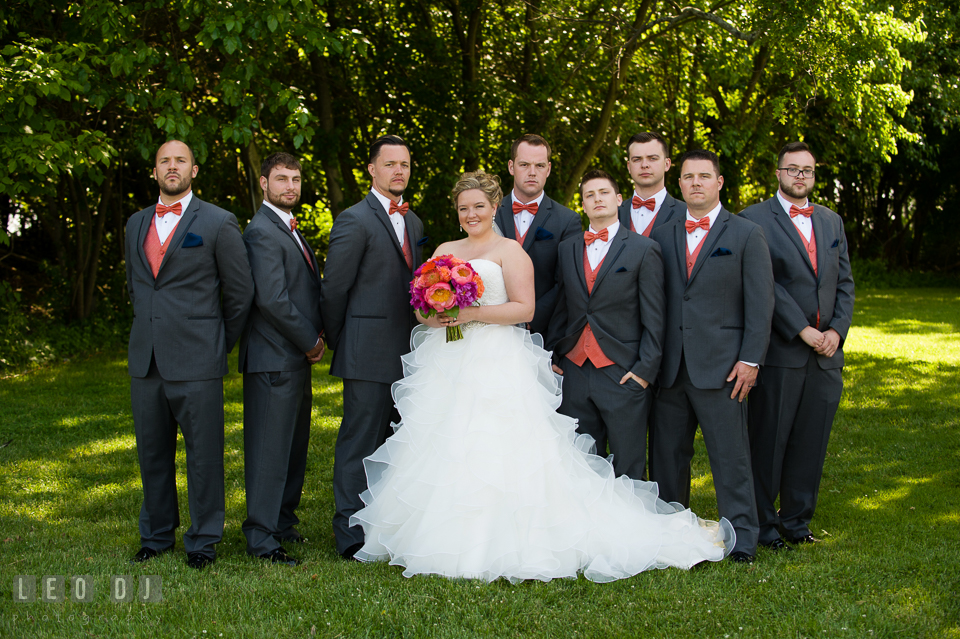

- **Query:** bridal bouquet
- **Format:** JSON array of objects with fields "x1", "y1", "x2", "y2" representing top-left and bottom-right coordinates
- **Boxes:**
[{"x1": 410, "y1": 255, "x2": 485, "y2": 342}]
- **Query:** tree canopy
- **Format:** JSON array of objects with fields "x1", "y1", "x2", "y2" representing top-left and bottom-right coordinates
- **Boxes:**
[{"x1": 1, "y1": 0, "x2": 957, "y2": 322}]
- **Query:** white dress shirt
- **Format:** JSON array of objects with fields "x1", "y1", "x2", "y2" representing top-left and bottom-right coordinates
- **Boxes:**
[
  {"x1": 684, "y1": 203, "x2": 722, "y2": 253},
  {"x1": 585, "y1": 221, "x2": 619, "y2": 270},
  {"x1": 511, "y1": 191, "x2": 545, "y2": 239},
  {"x1": 371, "y1": 189, "x2": 407, "y2": 246},
  {"x1": 263, "y1": 199, "x2": 305, "y2": 251},
  {"x1": 777, "y1": 190, "x2": 812, "y2": 242},
  {"x1": 154, "y1": 191, "x2": 193, "y2": 244},
  {"x1": 630, "y1": 187, "x2": 667, "y2": 234}
]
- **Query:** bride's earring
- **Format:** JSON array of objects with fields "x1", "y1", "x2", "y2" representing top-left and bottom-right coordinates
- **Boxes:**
[{"x1": 460, "y1": 225, "x2": 464, "y2": 233}]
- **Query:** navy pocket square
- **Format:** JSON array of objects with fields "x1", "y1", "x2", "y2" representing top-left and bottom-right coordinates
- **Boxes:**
[
  {"x1": 710, "y1": 248, "x2": 732, "y2": 257},
  {"x1": 831, "y1": 239, "x2": 839, "y2": 248},
  {"x1": 417, "y1": 236, "x2": 430, "y2": 246},
  {"x1": 616, "y1": 267, "x2": 628, "y2": 273},
  {"x1": 535, "y1": 227, "x2": 554, "y2": 241},
  {"x1": 182, "y1": 232, "x2": 203, "y2": 248}
]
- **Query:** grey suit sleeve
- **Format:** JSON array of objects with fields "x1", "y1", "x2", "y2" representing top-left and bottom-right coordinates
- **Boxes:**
[
  {"x1": 319, "y1": 210, "x2": 365, "y2": 349},
  {"x1": 738, "y1": 225, "x2": 775, "y2": 365},
  {"x1": 245, "y1": 227, "x2": 320, "y2": 352},
  {"x1": 533, "y1": 213, "x2": 583, "y2": 333},
  {"x1": 772, "y1": 281, "x2": 812, "y2": 341},
  {"x1": 633, "y1": 243, "x2": 665, "y2": 383},
  {"x1": 125, "y1": 220, "x2": 136, "y2": 306},
  {"x1": 829, "y1": 226, "x2": 855, "y2": 342},
  {"x1": 545, "y1": 252, "x2": 569, "y2": 359},
  {"x1": 216, "y1": 213, "x2": 254, "y2": 352}
]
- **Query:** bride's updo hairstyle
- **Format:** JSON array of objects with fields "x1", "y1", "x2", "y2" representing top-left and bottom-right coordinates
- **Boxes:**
[{"x1": 451, "y1": 171, "x2": 502, "y2": 209}]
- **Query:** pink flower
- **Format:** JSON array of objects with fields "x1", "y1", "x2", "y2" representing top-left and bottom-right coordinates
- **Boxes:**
[{"x1": 425, "y1": 282, "x2": 457, "y2": 311}]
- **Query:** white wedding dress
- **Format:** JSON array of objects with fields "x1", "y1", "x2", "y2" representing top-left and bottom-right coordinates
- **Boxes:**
[{"x1": 350, "y1": 259, "x2": 734, "y2": 582}]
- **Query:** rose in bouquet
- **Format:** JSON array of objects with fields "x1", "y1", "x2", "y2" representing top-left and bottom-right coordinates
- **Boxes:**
[{"x1": 410, "y1": 255, "x2": 485, "y2": 342}]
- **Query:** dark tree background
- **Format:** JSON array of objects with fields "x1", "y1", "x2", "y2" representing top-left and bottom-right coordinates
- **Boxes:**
[{"x1": 1, "y1": 0, "x2": 957, "y2": 330}]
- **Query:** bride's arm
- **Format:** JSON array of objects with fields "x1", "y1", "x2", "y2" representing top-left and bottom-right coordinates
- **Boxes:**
[{"x1": 450, "y1": 242, "x2": 535, "y2": 326}]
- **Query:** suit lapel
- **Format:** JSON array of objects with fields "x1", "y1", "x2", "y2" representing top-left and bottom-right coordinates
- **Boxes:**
[
  {"x1": 524, "y1": 197, "x2": 554, "y2": 251},
  {"x1": 591, "y1": 225, "x2": 627, "y2": 294},
  {"x1": 135, "y1": 209, "x2": 154, "y2": 280},
  {"x1": 687, "y1": 209, "x2": 729, "y2": 285},
  {"x1": 617, "y1": 199, "x2": 632, "y2": 230},
  {"x1": 157, "y1": 198, "x2": 199, "y2": 275},
  {"x1": 572, "y1": 235, "x2": 589, "y2": 298},
  {"x1": 673, "y1": 221, "x2": 688, "y2": 283},
  {"x1": 367, "y1": 192, "x2": 407, "y2": 265},
  {"x1": 773, "y1": 198, "x2": 814, "y2": 276},
  {"x1": 810, "y1": 205, "x2": 827, "y2": 283},
  {"x1": 497, "y1": 201, "x2": 516, "y2": 241},
  {"x1": 406, "y1": 214, "x2": 423, "y2": 271}
]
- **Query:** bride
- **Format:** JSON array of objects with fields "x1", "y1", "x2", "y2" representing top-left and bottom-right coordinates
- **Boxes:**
[{"x1": 349, "y1": 171, "x2": 734, "y2": 582}]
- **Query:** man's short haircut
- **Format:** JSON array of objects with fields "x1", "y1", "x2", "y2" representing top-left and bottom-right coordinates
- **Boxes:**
[
  {"x1": 155, "y1": 139, "x2": 196, "y2": 166},
  {"x1": 260, "y1": 152, "x2": 302, "y2": 179},
  {"x1": 579, "y1": 169, "x2": 619, "y2": 198},
  {"x1": 369, "y1": 135, "x2": 409, "y2": 165},
  {"x1": 778, "y1": 141, "x2": 817, "y2": 166},
  {"x1": 510, "y1": 134, "x2": 551, "y2": 161},
  {"x1": 678, "y1": 149, "x2": 721, "y2": 176},
  {"x1": 626, "y1": 132, "x2": 670, "y2": 158}
]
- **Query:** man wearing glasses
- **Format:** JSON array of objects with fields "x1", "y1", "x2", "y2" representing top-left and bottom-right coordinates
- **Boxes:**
[{"x1": 739, "y1": 142, "x2": 855, "y2": 552}]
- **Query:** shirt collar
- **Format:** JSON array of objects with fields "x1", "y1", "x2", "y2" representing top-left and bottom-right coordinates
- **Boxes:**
[
  {"x1": 371, "y1": 188, "x2": 403, "y2": 216},
  {"x1": 511, "y1": 190, "x2": 545, "y2": 210},
  {"x1": 776, "y1": 190, "x2": 809, "y2": 215},
  {"x1": 157, "y1": 190, "x2": 193, "y2": 216},
  {"x1": 686, "y1": 202, "x2": 722, "y2": 227},
  {"x1": 633, "y1": 187, "x2": 666, "y2": 209},
  {"x1": 262, "y1": 199, "x2": 296, "y2": 229}
]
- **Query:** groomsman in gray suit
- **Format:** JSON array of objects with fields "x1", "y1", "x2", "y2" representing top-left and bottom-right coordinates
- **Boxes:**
[
  {"x1": 548, "y1": 169, "x2": 665, "y2": 480},
  {"x1": 125, "y1": 140, "x2": 254, "y2": 569},
  {"x1": 495, "y1": 134, "x2": 582, "y2": 336},
  {"x1": 617, "y1": 132, "x2": 684, "y2": 238},
  {"x1": 320, "y1": 135, "x2": 425, "y2": 559},
  {"x1": 239, "y1": 153, "x2": 324, "y2": 566},
  {"x1": 650, "y1": 149, "x2": 774, "y2": 563},
  {"x1": 739, "y1": 142, "x2": 854, "y2": 550}
]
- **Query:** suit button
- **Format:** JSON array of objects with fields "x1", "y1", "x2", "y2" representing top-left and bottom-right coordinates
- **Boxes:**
[
  {"x1": 683, "y1": 295, "x2": 690, "y2": 301},
  {"x1": 154, "y1": 285, "x2": 160, "y2": 291}
]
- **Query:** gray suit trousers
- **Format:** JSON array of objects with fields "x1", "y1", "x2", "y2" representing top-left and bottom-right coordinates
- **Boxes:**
[
  {"x1": 332, "y1": 378, "x2": 397, "y2": 554},
  {"x1": 652, "y1": 357, "x2": 759, "y2": 555},
  {"x1": 130, "y1": 358, "x2": 225, "y2": 557},
  {"x1": 242, "y1": 368, "x2": 312, "y2": 555},
  {"x1": 748, "y1": 354, "x2": 842, "y2": 544},
  {"x1": 558, "y1": 357, "x2": 651, "y2": 481}
]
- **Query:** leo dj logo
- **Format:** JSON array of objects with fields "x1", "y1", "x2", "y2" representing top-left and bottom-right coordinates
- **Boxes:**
[{"x1": 13, "y1": 576, "x2": 162, "y2": 603}]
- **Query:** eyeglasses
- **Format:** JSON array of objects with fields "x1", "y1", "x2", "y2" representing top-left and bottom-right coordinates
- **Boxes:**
[{"x1": 778, "y1": 167, "x2": 815, "y2": 178}]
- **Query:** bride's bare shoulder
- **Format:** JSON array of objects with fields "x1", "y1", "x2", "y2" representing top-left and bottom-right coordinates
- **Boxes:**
[
  {"x1": 432, "y1": 240, "x2": 464, "y2": 259},
  {"x1": 496, "y1": 237, "x2": 533, "y2": 269}
]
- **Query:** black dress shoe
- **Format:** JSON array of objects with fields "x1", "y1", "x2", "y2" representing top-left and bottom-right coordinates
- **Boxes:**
[
  {"x1": 259, "y1": 547, "x2": 298, "y2": 566},
  {"x1": 789, "y1": 534, "x2": 821, "y2": 545},
  {"x1": 130, "y1": 545, "x2": 173, "y2": 564},
  {"x1": 340, "y1": 542, "x2": 364, "y2": 561},
  {"x1": 728, "y1": 551, "x2": 755, "y2": 564},
  {"x1": 760, "y1": 538, "x2": 793, "y2": 552},
  {"x1": 186, "y1": 553, "x2": 215, "y2": 569}
]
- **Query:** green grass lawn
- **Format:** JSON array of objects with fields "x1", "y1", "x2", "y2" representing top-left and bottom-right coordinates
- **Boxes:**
[{"x1": 1, "y1": 288, "x2": 958, "y2": 638}]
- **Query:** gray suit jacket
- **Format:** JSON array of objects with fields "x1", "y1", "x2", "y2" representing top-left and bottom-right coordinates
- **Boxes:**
[
  {"x1": 739, "y1": 197, "x2": 854, "y2": 370},
  {"x1": 617, "y1": 191, "x2": 684, "y2": 236},
  {"x1": 319, "y1": 192, "x2": 424, "y2": 384},
  {"x1": 125, "y1": 196, "x2": 254, "y2": 381},
  {"x1": 239, "y1": 205, "x2": 324, "y2": 373},
  {"x1": 547, "y1": 224, "x2": 666, "y2": 383},
  {"x1": 651, "y1": 208, "x2": 774, "y2": 389},
  {"x1": 495, "y1": 194, "x2": 582, "y2": 335}
]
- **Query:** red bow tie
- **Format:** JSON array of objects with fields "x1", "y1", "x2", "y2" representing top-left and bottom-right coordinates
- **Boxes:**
[
  {"x1": 584, "y1": 228, "x2": 609, "y2": 245},
  {"x1": 290, "y1": 217, "x2": 299, "y2": 231},
  {"x1": 632, "y1": 196, "x2": 656, "y2": 212},
  {"x1": 389, "y1": 201, "x2": 409, "y2": 216},
  {"x1": 685, "y1": 217, "x2": 710, "y2": 234},
  {"x1": 789, "y1": 205, "x2": 813, "y2": 218},
  {"x1": 156, "y1": 202, "x2": 182, "y2": 217},
  {"x1": 512, "y1": 201, "x2": 538, "y2": 215}
]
